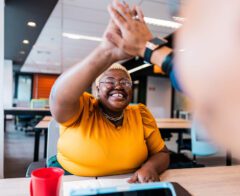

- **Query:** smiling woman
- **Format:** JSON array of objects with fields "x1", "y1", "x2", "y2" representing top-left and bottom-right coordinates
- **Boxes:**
[
  {"x1": 49, "y1": 18, "x2": 169, "y2": 181},
  {"x1": 96, "y1": 64, "x2": 133, "y2": 127}
]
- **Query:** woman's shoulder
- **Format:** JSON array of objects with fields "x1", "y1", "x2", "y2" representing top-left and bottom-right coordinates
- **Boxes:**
[
  {"x1": 127, "y1": 103, "x2": 149, "y2": 111},
  {"x1": 127, "y1": 103, "x2": 153, "y2": 117},
  {"x1": 127, "y1": 103, "x2": 156, "y2": 128}
]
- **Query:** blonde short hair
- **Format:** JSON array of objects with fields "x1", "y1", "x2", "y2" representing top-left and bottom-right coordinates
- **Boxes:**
[{"x1": 95, "y1": 63, "x2": 132, "y2": 87}]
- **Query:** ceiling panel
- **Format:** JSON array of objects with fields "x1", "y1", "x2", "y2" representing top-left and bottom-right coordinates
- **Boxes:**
[
  {"x1": 22, "y1": 0, "x2": 181, "y2": 73},
  {"x1": 141, "y1": 1, "x2": 172, "y2": 20},
  {"x1": 63, "y1": 5, "x2": 109, "y2": 24},
  {"x1": 63, "y1": 19, "x2": 106, "y2": 35}
]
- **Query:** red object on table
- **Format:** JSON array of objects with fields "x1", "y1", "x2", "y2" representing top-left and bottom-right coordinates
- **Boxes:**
[{"x1": 30, "y1": 167, "x2": 64, "y2": 196}]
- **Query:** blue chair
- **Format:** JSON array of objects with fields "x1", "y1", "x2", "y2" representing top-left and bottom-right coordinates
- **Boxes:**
[
  {"x1": 46, "y1": 119, "x2": 59, "y2": 161},
  {"x1": 191, "y1": 120, "x2": 217, "y2": 162}
]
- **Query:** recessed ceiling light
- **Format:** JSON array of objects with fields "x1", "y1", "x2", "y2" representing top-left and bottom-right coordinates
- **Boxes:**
[
  {"x1": 27, "y1": 21, "x2": 37, "y2": 27},
  {"x1": 19, "y1": 51, "x2": 25, "y2": 55},
  {"x1": 22, "y1": 40, "x2": 29, "y2": 44},
  {"x1": 62, "y1": 33, "x2": 103, "y2": 42}
]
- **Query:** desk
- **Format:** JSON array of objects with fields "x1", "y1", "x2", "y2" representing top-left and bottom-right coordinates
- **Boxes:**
[
  {"x1": 156, "y1": 118, "x2": 191, "y2": 129},
  {"x1": 160, "y1": 165, "x2": 240, "y2": 195},
  {"x1": 3, "y1": 107, "x2": 51, "y2": 132},
  {"x1": 42, "y1": 115, "x2": 52, "y2": 121},
  {"x1": 34, "y1": 117, "x2": 52, "y2": 161},
  {"x1": 4, "y1": 107, "x2": 51, "y2": 116},
  {"x1": 4, "y1": 107, "x2": 51, "y2": 161},
  {"x1": 156, "y1": 118, "x2": 191, "y2": 153},
  {"x1": 0, "y1": 176, "x2": 94, "y2": 196},
  {"x1": 1, "y1": 166, "x2": 240, "y2": 196}
]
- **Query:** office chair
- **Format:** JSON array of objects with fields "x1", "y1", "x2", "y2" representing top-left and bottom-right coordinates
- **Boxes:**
[
  {"x1": 26, "y1": 119, "x2": 59, "y2": 177},
  {"x1": 190, "y1": 120, "x2": 218, "y2": 162},
  {"x1": 170, "y1": 119, "x2": 218, "y2": 169}
]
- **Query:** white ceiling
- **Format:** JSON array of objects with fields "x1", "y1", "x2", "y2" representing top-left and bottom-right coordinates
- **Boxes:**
[{"x1": 22, "y1": 0, "x2": 182, "y2": 74}]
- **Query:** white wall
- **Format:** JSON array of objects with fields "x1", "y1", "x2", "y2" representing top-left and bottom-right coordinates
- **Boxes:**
[
  {"x1": 3, "y1": 60, "x2": 13, "y2": 108},
  {"x1": 146, "y1": 76, "x2": 171, "y2": 118},
  {"x1": 0, "y1": 0, "x2": 5, "y2": 178}
]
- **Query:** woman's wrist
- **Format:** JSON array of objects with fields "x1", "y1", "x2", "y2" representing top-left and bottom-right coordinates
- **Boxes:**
[
  {"x1": 97, "y1": 43, "x2": 119, "y2": 64},
  {"x1": 141, "y1": 161, "x2": 158, "y2": 173}
]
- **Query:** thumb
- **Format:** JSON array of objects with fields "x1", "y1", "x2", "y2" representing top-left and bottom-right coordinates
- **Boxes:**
[{"x1": 128, "y1": 173, "x2": 138, "y2": 183}]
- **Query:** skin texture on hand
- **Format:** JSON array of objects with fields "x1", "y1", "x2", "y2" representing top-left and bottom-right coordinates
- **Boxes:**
[
  {"x1": 102, "y1": 19, "x2": 131, "y2": 61},
  {"x1": 128, "y1": 146, "x2": 169, "y2": 183},
  {"x1": 107, "y1": 0, "x2": 153, "y2": 57},
  {"x1": 107, "y1": 0, "x2": 172, "y2": 69},
  {"x1": 128, "y1": 166, "x2": 160, "y2": 183}
]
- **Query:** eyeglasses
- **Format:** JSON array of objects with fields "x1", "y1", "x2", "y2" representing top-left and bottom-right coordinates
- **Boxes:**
[{"x1": 99, "y1": 78, "x2": 132, "y2": 88}]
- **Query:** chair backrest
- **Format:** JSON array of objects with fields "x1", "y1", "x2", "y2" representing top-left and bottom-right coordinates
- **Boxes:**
[
  {"x1": 191, "y1": 120, "x2": 217, "y2": 156},
  {"x1": 30, "y1": 99, "x2": 49, "y2": 109},
  {"x1": 47, "y1": 119, "x2": 59, "y2": 161}
]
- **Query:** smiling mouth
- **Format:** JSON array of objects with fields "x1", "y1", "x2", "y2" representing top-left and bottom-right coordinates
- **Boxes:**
[
  {"x1": 109, "y1": 92, "x2": 127, "y2": 100},
  {"x1": 111, "y1": 93, "x2": 124, "y2": 98}
]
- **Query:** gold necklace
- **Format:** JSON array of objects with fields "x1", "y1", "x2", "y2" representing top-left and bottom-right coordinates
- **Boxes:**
[
  {"x1": 102, "y1": 112, "x2": 123, "y2": 122},
  {"x1": 101, "y1": 109, "x2": 124, "y2": 122}
]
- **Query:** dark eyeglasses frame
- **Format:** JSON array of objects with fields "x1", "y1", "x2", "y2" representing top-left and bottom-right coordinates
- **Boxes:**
[{"x1": 99, "y1": 79, "x2": 132, "y2": 88}]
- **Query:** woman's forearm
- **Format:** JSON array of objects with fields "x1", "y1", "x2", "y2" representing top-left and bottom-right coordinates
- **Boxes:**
[
  {"x1": 50, "y1": 44, "x2": 117, "y2": 123},
  {"x1": 142, "y1": 147, "x2": 169, "y2": 175}
]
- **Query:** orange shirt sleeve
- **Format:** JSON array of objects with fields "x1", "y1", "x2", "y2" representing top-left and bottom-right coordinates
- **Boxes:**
[
  {"x1": 139, "y1": 104, "x2": 165, "y2": 155},
  {"x1": 60, "y1": 92, "x2": 95, "y2": 128}
]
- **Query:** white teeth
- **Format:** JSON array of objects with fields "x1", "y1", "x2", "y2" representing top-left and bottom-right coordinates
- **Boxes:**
[{"x1": 112, "y1": 93, "x2": 124, "y2": 98}]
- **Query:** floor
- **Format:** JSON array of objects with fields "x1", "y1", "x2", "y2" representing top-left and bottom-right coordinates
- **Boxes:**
[
  {"x1": 4, "y1": 119, "x2": 45, "y2": 178},
  {"x1": 4, "y1": 119, "x2": 240, "y2": 178}
]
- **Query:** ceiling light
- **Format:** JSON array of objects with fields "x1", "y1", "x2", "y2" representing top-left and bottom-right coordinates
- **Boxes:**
[
  {"x1": 128, "y1": 63, "x2": 152, "y2": 74},
  {"x1": 19, "y1": 51, "x2": 25, "y2": 55},
  {"x1": 144, "y1": 17, "x2": 181, "y2": 29},
  {"x1": 62, "y1": 33, "x2": 103, "y2": 42},
  {"x1": 27, "y1": 21, "x2": 37, "y2": 27},
  {"x1": 22, "y1": 40, "x2": 29, "y2": 44}
]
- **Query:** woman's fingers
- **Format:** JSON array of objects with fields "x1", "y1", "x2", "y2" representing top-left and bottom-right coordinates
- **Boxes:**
[
  {"x1": 128, "y1": 173, "x2": 138, "y2": 183},
  {"x1": 108, "y1": 5, "x2": 127, "y2": 32},
  {"x1": 137, "y1": 175, "x2": 160, "y2": 183},
  {"x1": 113, "y1": 0, "x2": 132, "y2": 22}
]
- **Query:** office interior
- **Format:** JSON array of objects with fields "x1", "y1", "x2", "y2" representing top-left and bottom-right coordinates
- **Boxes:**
[{"x1": 0, "y1": 0, "x2": 240, "y2": 195}]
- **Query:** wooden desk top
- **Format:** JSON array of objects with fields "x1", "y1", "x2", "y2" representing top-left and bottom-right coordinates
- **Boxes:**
[
  {"x1": 42, "y1": 116, "x2": 52, "y2": 121},
  {"x1": 34, "y1": 117, "x2": 191, "y2": 130},
  {"x1": 156, "y1": 118, "x2": 191, "y2": 129},
  {"x1": 35, "y1": 120, "x2": 50, "y2": 129},
  {"x1": 160, "y1": 165, "x2": 240, "y2": 196},
  {"x1": 1, "y1": 166, "x2": 240, "y2": 196},
  {"x1": 34, "y1": 116, "x2": 52, "y2": 129},
  {"x1": 0, "y1": 176, "x2": 94, "y2": 196}
]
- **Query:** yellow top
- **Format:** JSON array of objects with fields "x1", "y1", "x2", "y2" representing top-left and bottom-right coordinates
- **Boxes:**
[{"x1": 57, "y1": 92, "x2": 165, "y2": 176}]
